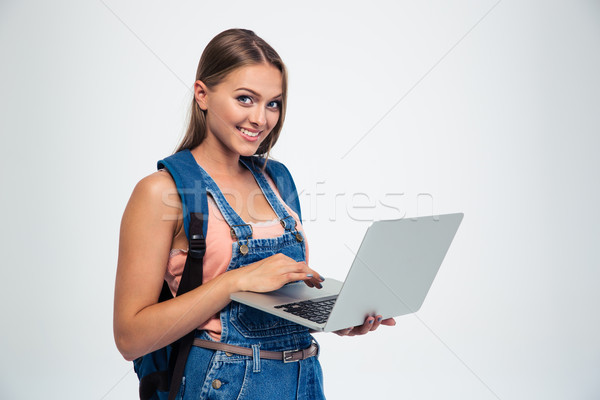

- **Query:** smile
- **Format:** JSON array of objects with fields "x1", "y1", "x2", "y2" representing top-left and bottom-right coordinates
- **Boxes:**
[{"x1": 237, "y1": 126, "x2": 261, "y2": 138}]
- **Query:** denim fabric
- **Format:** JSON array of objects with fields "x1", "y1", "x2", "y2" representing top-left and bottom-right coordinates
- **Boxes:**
[{"x1": 177, "y1": 159, "x2": 325, "y2": 400}]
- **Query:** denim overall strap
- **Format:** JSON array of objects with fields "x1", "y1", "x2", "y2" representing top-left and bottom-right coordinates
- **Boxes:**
[
  {"x1": 192, "y1": 163, "x2": 254, "y2": 245},
  {"x1": 240, "y1": 156, "x2": 303, "y2": 222},
  {"x1": 238, "y1": 158, "x2": 298, "y2": 233},
  {"x1": 157, "y1": 149, "x2": 209, "y2": 240}
]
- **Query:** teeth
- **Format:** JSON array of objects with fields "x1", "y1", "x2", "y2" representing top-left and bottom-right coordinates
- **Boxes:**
[{"x1": 239, "y1": 127, "x2": 260, "y2": 137}]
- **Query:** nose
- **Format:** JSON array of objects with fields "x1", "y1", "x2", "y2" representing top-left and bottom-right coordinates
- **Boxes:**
[{"x1": 249, "y1": 105, "x2": 267, "y2": 127}]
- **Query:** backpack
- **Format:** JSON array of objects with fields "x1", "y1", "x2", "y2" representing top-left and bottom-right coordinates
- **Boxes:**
[{"x1": 133, "y1": 149, "x2": 303, "y2": 400}]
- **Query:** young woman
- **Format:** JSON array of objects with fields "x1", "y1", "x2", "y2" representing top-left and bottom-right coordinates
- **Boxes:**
[{"x1": 114, "y1": 28, "x2": 395, "y2": 399}]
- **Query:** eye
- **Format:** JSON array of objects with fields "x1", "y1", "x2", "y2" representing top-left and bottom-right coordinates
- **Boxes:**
[
  {"x1": 267, "y1": 100, "x2": 281, "y2": 109},
  {"x1": 237, "y1": 95, "x2": 253, "y2": 105}
]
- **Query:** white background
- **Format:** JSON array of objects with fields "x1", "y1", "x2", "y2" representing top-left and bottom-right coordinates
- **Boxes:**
[{"x1": 1, "y1": 0, "x2": 599, "y2": 399}]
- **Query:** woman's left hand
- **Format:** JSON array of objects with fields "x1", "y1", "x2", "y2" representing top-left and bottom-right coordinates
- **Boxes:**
[{"x1": 333, "y1": 315, "x2": 396, "y2": 336}]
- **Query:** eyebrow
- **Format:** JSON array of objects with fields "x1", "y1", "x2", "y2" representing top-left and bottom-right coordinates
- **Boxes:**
[{"x1": 235, "y1": 87, "x2": 282, "y2": 99}]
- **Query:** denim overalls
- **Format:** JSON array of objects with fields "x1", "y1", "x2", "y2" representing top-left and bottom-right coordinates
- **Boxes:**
[{"x1": 176, "y1": 158, "x2": 325, "y2": 400}]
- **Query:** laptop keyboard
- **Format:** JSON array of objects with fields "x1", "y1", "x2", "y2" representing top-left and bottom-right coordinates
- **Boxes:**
[{"x1": 274, "y1": 295, "x2": 338, "y2": 324}]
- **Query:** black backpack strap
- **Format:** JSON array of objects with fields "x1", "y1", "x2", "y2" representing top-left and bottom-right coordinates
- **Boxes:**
[
  {"x1": 139, "y1": 369, "x2": 169, "y2": 399},
  {"x1": 167, "y1": 212, "x2": 206, "y2": 400},
  {"x1": 157, "y1": 150, "x2": 208, "y2": 400}
]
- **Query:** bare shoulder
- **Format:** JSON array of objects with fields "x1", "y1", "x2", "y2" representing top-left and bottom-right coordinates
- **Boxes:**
[
  {"x1": 124, "y1": 170, "x2": 182, "y2": 230},
  {"x1": 134, "y1": 170, "x2": 177, "y2": 196},
  {"x1": 133, "y1": 170, "x2": 180, "y2": 203}
]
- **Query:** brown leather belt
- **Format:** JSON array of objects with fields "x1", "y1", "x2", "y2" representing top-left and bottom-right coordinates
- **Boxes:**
[{"x1": 193, "y1": 338, "x2": 319, "y2": 363}]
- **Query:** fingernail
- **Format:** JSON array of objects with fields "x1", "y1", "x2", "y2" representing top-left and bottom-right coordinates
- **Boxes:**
[
  {"x1": 377, "y1": 317, "x2": 382, "y2": 322},
  {"x1": 368, "y1": 319, "x2": 374, "y2": 324},
  {"x1": 319, "y1": 275, "x2": 325, "y2": 281},
  {"x1": 306, "y1": 274, "x2": 313, "y2": 278}
]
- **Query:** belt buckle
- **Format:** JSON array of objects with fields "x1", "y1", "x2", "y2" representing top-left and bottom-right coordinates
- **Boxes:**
[{"x1": 283, "y1": 349, "x2": 300, "y2": 363}]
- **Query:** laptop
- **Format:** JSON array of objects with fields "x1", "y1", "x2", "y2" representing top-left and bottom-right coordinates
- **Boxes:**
[{"x1": 230, "y1": 213, "x2": 463, "y2": 332}]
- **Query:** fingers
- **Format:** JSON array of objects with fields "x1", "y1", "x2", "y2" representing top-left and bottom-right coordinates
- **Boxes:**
[
  {"x1": 334, "y1": 327, "x2": 354, "y2": 336},
  {"x1": 278, "y1": 263, "x2": 324, "y2": 289},
  {"x1": 303, "y1": 271, "x2": 324, "y2": 289},
  {"x1": 370, "y1": 315, "x2": 383, "y2": 331},
  {"x1": 268, "y1": 256, "x2": 324, "y2": 287},
  {"x1": 334, "y1": 315, "x2": 393, "y2": 337},
  {"x1": 355, "y1": 316, "x2": 377, "y2": 335},
  {"x1": 337, "y1": 317, "x2": 373, "y2": 337},
  {"x1": 293, "y1": 262, "x2": 324, "y2": 289},
  {"x1": 241, "y1": 254, "x2": 326, "y2": 293},
  {"x1": 303, "y1": 276, "x2": 322, "y2": 288}
]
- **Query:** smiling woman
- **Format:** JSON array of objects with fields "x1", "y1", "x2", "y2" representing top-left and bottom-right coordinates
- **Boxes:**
[
  {"x1": 113, "y1": 28, "x2": 393, "y2": 400},
  {"x1": 194, "y1": 63, "x2": 283, "y2": 157},
  {"x1": 176, "y1": 29, "x2": 288, "y2": 157}
]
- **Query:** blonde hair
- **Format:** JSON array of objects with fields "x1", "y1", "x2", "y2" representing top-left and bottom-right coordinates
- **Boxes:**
[{"x1": 176, "y1": 28, "x2": 287, "y2": 158}]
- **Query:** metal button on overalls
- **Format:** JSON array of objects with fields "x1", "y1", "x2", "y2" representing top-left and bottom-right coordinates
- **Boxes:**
[{"x1": 212, "y1": 379, "x2": 222, "y2": 389}]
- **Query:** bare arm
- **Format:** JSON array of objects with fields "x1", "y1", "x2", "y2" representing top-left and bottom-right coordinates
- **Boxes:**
[
  {"x1": 113, "y1": 172, "x2": 233, "y2": 361},
  {"x1": 113, "y1": 172, "x2": 323, "y2": 361}
]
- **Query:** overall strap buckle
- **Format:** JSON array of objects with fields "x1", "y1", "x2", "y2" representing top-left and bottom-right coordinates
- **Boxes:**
[
  {"x1": 229, "y1": 224, "x2": 253, "y2": 255},
  {"x1": 279, "y1": 215, "x2": 297, "y2": 231},
  {"x1": 229, "y1": 224, "x2": 254, "y2": 241}
]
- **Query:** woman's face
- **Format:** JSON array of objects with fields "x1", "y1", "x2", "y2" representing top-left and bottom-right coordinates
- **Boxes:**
[{"x1": 196, "y1": 63, "x2": 283, "y2": 158}]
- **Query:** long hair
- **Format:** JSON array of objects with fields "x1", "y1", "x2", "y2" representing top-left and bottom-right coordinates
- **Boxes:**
[{"x1": 176, "y1": 29, "x2": 287, "y2": 158}]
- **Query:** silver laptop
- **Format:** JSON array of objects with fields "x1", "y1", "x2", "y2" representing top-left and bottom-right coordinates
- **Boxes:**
[{"x1": 230, "y1": 213, "x2": 463, "y2": 332}]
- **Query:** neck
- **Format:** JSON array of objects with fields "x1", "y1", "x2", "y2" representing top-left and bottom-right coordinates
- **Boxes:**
[{"x1": 190, "y1": 140, "x2": 246, "y2": 177}]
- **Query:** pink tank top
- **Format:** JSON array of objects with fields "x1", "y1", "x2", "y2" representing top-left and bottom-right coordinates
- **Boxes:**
[{"x1": 164, "y1": 175, "x2": 309, "y2": 341}]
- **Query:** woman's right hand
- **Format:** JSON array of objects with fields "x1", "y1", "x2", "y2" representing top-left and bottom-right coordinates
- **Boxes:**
[{"x1": 232, "y1": 253, "x2": 324, "y2": 293}]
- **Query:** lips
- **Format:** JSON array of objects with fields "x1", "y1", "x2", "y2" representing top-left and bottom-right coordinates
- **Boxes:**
[{"x1": 237, "y1": 126, "x2": 261, "y2": 141}]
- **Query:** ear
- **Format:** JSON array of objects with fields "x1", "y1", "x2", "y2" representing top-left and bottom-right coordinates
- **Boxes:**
[{"x1": 194, "y1": 80, "x2": 209, "y2": 110}]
